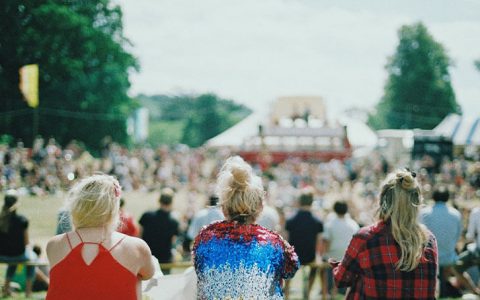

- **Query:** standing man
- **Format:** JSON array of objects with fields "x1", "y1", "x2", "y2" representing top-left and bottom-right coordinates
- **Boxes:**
[
  {"x1": 285, "y1": 187, "x2": 323, "y2": 299},
  {"x1": 420, "y1": 185, "x2": 463, "y2": 297},
  {"x1": 139, "y1": 188, "x2": 179, "y2": 274},
  {"x1": 323, "y1": 201, "x2": 359, "y2": 298}
]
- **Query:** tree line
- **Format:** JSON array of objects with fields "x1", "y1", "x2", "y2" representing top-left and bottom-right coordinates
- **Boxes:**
[
  {"x1": 1, "y1": 1, "x2": 477, "y2": 151},
  {"x1": 138, "y1": 93, "x2": 251, "y2": 148}
]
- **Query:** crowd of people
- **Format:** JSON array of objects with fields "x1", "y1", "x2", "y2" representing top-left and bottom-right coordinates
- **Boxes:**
[{"x1": 1, "y1": 137, "x2": 480, "y2": 298}]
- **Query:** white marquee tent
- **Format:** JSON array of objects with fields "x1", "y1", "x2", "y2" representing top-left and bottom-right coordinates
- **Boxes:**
[
  {"x1": 206, "y1": 113, "x2": 377, "y2": 149},
  {"x1": 434, "y1": 114, "x2": 480, "y2": 146}
]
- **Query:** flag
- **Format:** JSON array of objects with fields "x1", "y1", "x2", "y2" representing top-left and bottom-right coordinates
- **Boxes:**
[{"x1": 19, "y1": 64, "x2": 39, "y2": 108}]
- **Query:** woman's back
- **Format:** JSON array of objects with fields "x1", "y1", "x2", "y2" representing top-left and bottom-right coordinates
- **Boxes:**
[
  {"x1": 47, "y1": 230, "x2": 150, "y2": 300},
  {"x1": 334, "y1": 220, "x2": 437, "y2": 299},
  {"x1": 193, "y1": 220, "x2": 299, "y2": 300}
]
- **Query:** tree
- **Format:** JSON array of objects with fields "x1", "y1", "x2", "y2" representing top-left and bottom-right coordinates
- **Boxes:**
[
  {"x1": 368, "y1": 22, "x2": 460, "y2": 130},
  {"x1": 475, "y1": 59, "x2": 480, "y2": 72},
  {"x1": 137, "y1": 93, "x2": 251, "y2": 147},
  {"x1": 0, "y1": 0, "x2": 137, "y2": 151},
  {"x1": 181, "y1": 94, "x2": 224, "y2": 147}
]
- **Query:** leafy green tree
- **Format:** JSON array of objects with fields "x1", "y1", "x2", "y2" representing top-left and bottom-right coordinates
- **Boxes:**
[
  {"x1": 368, "y1": 22, "x2": 460, "y2": 130},
  {"x1": 0, "y1": 0, "x2": 137, "y2": 151},
  {"x1": 181, "y1": 94, "x2": 223, "y2": 147},
  {"x1": 475, "y1": 59, "x2": 480, "y2": 72},
  {"x1": 137, "y1": 93, "x2": 251, "y2": 146}
]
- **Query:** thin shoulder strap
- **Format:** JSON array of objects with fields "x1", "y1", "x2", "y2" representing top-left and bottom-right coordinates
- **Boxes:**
[
  {"x1": 75, "y1": 230, "x2": 84, "y2": 243},
  {"x1": 108, "y1": 236, "x2": 127, "y2": 252},
  {"x1": 65, "y1": 232, "x2": 73, "y2": 250}
]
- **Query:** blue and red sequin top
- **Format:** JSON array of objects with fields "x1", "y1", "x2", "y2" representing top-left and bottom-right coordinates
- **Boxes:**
[{"x1": 193, "y1": 220, "x2": 299, "y2": 299}]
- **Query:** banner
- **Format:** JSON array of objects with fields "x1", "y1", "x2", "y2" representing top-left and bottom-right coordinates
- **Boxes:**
[{"x1": 19, "y1": 64, "x2": 39, "y2": 108}]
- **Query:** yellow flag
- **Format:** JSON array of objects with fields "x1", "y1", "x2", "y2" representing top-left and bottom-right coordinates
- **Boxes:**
[{"x1": 19, "y1": 64, "x2": 39, "y2": 108}]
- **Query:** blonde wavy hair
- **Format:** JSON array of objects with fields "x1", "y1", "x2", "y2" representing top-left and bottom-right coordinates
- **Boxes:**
[
  {"x1": 378, "y1": 169, "x2": 428, "y2": 271},
  {"x1": 216, "y1": 156, "x2": 265, "y2": 224},
  {"x1": 67, "y1": 174, "x2": 122, "y2": 231}
]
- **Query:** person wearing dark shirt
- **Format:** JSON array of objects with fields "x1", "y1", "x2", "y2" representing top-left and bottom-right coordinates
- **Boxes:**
[
  {"x1": 285, "y1": 187, "x2": 323, "y2": 299},
  {"x1": 0, "y1": 190, "x2": 35, "y2": 298},
  {"x1": 139, "y1": 188, "x2": 179, "y2": 274}
]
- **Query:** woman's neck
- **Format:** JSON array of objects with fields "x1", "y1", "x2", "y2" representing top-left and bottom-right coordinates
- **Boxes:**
[{"x1": 76, "y1": 226, "x2": 113, "y2": 241}]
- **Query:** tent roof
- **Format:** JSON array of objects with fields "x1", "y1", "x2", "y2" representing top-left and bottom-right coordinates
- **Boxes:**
[
  {"x1": 207, "y1": 113, "x2": 377, "y2": 148},
  {"x1": 206, "y1": 113, "x2": 265, "y2": 147},
  {"x1": 434, "y1": 114, "x2": 480, "y2": 146}
]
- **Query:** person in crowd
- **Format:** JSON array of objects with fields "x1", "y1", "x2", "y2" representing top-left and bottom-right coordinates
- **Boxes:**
[
  {"x1": 331, "y1": 169, "x2": 438, "y2": 299},
  {"x1": 322, "y1": 200, "x2": 359, "y2": 298},
  {"x1": 284, "y1": 186, "x2": 324, "y2": 299},
  {"x1": 46, "y1": 174, "x2": 156, "y2": 300},
  {"x1": 257, "y1": 196, "x2": 281, "y2": 232},
  {"x1": 453, "y1": 201, "x2": 480, "y2": 294},
  {"x1": 55, "y1": 209, "x2": 72, "y2": 234},
  {"x1": 0, "y1": 190, "x2": 35, "y2": 297},
  {"x1": 186, "y1": 194, "x2": 224, "y2": 245},
  {"x1": 139, "y1": 187, "x2": 179, "y2": 274},
  {"x1": 420, "y1": 185, "x2": 463, "y2": 297},
  {"x1": 193, "y1": 156, "x2": 299, "y2": 299},
  {"x1": 118, "y1": 198, "x2": 140, "y2": 237},
  {"x1": 31, "y1": 245, "x2": 50, "y2": 292}
]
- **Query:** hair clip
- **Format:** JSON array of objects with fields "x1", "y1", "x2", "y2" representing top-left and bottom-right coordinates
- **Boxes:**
[
  {"x1": 405, "y1": 167, "x2": 416, "y2": 178},
  {"x1": 113, "y1": 183, "x2": 122, "y2": 198}
]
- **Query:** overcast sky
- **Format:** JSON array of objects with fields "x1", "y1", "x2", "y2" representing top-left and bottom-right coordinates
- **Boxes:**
[{"x1": 116, "y1": 0, "x2": 480, "y2": 119}]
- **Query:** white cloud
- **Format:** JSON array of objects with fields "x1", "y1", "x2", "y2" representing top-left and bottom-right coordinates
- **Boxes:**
[{"x1": 116, "y1": 0, "x2": 480, "y2": 119}]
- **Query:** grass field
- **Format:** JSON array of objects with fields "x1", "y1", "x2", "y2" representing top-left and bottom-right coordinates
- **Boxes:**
[{"x1": 0, "y1": 192, "x2": 469, "y2": 300}]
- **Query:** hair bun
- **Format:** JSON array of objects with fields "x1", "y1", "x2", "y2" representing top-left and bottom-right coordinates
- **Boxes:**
[
  {"x1": 397, "y1": 172, "x2": 415, "y2": 190},
  {"x1": 230, "y1": 166, "x2": 249, "y2": 191}
]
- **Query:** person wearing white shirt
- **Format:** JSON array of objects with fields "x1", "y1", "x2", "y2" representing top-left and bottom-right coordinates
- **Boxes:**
[
  {"x1": 186, "y1": 195, "x2": 224, "y2": 241},
  {"x1": 322, "y1": 201, "x2": 359, "y2": 297}
]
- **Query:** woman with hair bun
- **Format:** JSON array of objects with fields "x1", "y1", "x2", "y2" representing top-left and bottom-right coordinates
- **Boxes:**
[
  {"x1": 193, "y1": 156, "x2": 299, "y2": 299},
  {"x1": 331, "y1": 169, "x2": 438, "y2": 299},
  {"x1": 46, "y1": 174, "x2": 156, "y2": 300}
]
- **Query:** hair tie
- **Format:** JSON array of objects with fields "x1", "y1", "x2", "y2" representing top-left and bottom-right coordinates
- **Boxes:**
[{"x1": 232, "y1": 213, "x2": 250, "y2": 223}]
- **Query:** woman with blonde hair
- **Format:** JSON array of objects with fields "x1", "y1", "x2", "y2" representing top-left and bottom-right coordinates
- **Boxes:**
[
  {"x1": 46, "y1": 174, "x2": 156, "y2": 300},
  {"x1": 193, "y1": 156, "x2": 299, "y2": 299},
  {"x1": 331, "y1": 169, "x2": 438, "y2": 299}
]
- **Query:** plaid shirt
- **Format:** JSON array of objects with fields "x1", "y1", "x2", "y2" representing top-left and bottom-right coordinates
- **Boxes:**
[{"x1": 332, "y1": 220, "x2": 438, "y2": 300}]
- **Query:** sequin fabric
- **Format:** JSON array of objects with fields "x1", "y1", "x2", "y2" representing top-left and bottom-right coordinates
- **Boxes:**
[{"x1": 193, "y1": 220, "x2": 299, "y2": 300}]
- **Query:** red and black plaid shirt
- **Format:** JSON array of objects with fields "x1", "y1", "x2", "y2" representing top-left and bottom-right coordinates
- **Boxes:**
[{"x1": 332, "y1": 220, "x2": 438, "y2": 300}]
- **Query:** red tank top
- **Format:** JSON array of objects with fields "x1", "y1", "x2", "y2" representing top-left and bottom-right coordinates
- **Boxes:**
[{"x1": 46, "y1": 231, "x2": 137, "y2": 300}]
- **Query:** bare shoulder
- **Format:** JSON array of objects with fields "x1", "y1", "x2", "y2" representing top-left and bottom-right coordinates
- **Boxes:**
[
  {"x1": 129, "y1": 236, "x2": 151, "y2": 256},
  {"x1": 46, "y1": 233, "x2": 68, "y2": 252},
  {"x1": 113, "y1": 233, "x2": 151, "y2": 256},
  {"x1": 46, "y1": 233, "x2": 71, "y2": 267}
]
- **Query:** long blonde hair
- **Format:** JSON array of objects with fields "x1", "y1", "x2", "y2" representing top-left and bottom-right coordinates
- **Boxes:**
[
  {"x1": 378, "y1": 169, "x2": 427, "y2": 271},
  {"x1": 67, "y1": 174, "x2": 122, "y2": 231},
  {"x1": 216, "y1": 156, "x2": 264, "y2": 224}
]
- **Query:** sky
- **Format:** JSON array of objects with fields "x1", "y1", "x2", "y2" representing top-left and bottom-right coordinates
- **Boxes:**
[{"x1": 116, "y1": 0, "x2": 480, "y2": 120}]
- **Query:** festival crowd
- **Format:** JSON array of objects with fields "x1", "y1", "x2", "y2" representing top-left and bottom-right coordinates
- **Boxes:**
[{"x1": 1, "y1": 137, "x2": 480, "y2": 299}]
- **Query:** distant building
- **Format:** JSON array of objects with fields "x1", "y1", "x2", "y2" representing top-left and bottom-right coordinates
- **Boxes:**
[
  {"x1": 237, "y1": 96, "x2": 351, "y2": 166},
  {"x1": 270, "y1": 96, "x2": 326, "y2": 126}
]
